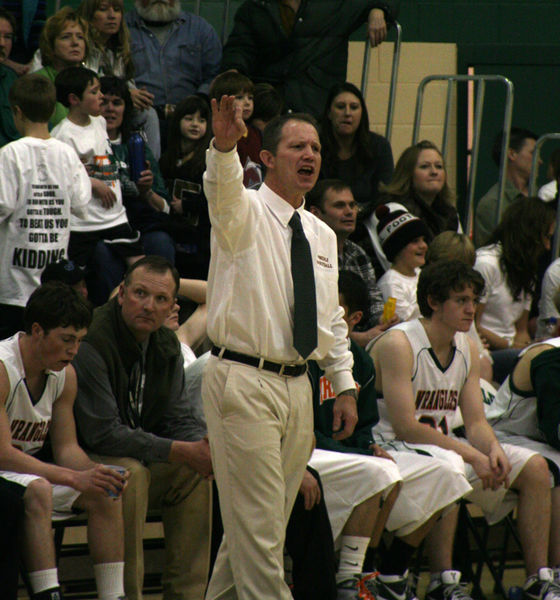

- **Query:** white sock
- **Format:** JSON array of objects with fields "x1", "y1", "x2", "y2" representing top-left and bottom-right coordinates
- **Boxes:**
[
  {"x1": 28, "y1": 568, "x2": 59, "y2": 593},
  {"x1": 94, "y1": 562, "x2": 125, "y2": 599},
  {"x1": 337, "y1": 535, "x2": 370, "y2": 583}
]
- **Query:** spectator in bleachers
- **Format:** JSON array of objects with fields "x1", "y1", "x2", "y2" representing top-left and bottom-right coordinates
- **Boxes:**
[
  {"x1": 474, "y1": 197, "x2": 555, "y2": 382},
  {"x1": 77, "y1": 0, "x2": 161, "y2": 159},
  {"x1": 100, "y1": 75, "x2": 175, "y2": 263},
  {"x1": 73, "y1": 256, "x2": 212, "y2": 600},
  {"x1": 360, "y1": 140, "x2": 459, "y2": 275},
  {"x1": 474, "y1": 127, "x2": 538, "y2": 247},
  {"x1": 320, "y1": 82, "x2": 394, "y2": 211},
  {"x1": 41, "y1": 258, "x2": 89, "y2": 300},
  {"x1": 159, "y1": 95, "x2": 212, "y2": 278},
  {"x1": 210, "y1": 71, "x2": 263, "y2": 188},
  {"x1": 376, "y1": 204, "x2": 430, "y2": 322},
  {"x1": 0, "y1": 282, "x2": 128, "y2": 600},
  {"x1": 536, "y1": 257, "x2": 560, "y2": 340},
  {"x1": 35, "y1": 6, "x2": 90, "y2": 127},
  {"x1": 125, "y1": 0, "x2": 221, "y2": 129},
  {"x1": 2, "y1": 0, "x2": 45, "y2": 69},
  {"x1": 250, "y1": 82, "x2": 285, "y2": 133},
  {"x1": 538, "y1": 147, "x2": 560, "y2": 202},
  {"x1": 222, "y1": 0, "x2": 399, "y2": 117},
  {"x1": 52, "y1": 66, "x2": 144, "y2": 306},
  {"x1": 307, "y1": 179, "x2": 397, "y2": 347},
  {"x1": 0, "y1": 74, "x2": 90, "y2": 340},
  {"x1": 0, "y1": 7, "x2": 20, "y2": 147}
]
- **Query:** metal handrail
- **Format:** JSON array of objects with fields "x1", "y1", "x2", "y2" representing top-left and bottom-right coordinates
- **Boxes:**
[
  {"x1": 361, "y1": 21, "x2": 402, "y2": 142},
  {"x1": 412, "y1": 74, "x2": 514, "y2": 237},
  {"x1": 529, "y1": 133, "x2": 560, "y2": 257}
]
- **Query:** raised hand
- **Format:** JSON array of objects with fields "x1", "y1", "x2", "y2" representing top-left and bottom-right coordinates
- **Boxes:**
[{"x1": 211, "y1": 95, "x2": 247, "y2": 153}]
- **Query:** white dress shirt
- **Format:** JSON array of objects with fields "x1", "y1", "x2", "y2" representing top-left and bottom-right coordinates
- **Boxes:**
[{"x1": 203, "y1": 142, "x2": 354, "y2": 395}]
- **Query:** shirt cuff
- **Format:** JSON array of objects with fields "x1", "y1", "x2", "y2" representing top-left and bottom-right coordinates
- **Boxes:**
[{"x1": 332, "y1": 370, "x2": 356, "y2": 397}]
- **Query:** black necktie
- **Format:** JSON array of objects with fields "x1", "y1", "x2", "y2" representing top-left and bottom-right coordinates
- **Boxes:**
[{"x1": 289, "y1": 211, "x2": 318, "y2": 358}]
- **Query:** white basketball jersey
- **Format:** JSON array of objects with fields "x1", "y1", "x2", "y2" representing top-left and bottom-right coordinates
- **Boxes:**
[
  {"x1": 0, "y1": 333, "x2": 66, "y2": 455},
  {"x1": 485, "y1": 337, "x2": 560, "y2": 440},
  {"x1": 373, "y1": 319, "x2": 472, "y2": 442}
]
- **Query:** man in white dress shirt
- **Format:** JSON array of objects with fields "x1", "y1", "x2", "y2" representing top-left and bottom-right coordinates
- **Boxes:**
[{"x1": 202, "y1": 96, "x2": 358, "y2": 600}]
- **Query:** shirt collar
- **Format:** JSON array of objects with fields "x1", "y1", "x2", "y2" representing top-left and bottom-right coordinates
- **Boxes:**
[{"x1": 260, "y1": 183, "x2": 306, "y2": 228}]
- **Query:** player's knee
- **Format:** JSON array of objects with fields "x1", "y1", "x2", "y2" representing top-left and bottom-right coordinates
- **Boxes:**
[
  {"x1": 122, "y1": 458, "x2": 150, "y2": 493},
  {"x1": 83, "y1": 490, "x2": 123, "y2": 517},
  {"x1": 24, "y1": 478, "x2": 53, "y2": 519},
  {"x1": 518, "y1": 454, "x2": 550, "y2": 489}
]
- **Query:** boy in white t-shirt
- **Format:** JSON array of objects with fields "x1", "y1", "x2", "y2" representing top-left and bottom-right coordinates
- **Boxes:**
[
  {"x1": 375, "y1": 205, "x2": 430, "y2": 322},
  {"x1": 52, "y1": 67, "x2": 143, "y2": 304},
  {"x1": 0, "y1": 74, "x2": 90, "y2": 339}
]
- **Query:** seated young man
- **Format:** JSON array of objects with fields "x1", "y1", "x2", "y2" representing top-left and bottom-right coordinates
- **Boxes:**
[
  {"x1": 369, "y1": 260, "x2": 558, "y2": 600},
  {"x1": 0, "y1": 282, "x2": 128, "y2": 600},
  {"x1": 309, "y1": 271, "x2": 472, "y2": 600},
  {"x1": 484, "y1": 337, "x2": 560, "y2": 573}
]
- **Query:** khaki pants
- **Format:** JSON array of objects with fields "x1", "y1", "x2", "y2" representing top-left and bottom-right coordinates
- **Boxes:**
[
  {"x1": 90, "y1": 454, "x2": 212, "y2": 600},
  {"x1": 202, "y1": 356, "x2": 314, "y2": 600}
]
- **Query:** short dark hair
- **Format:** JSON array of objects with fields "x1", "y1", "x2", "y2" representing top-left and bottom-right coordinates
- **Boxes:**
[
  {"x1": 55, "y1": 66, "x2": 98, "y2": 107},
  {"x1": 306, "y1": 179, "x2": 351, "y2": 211},
  {"x1": 338, "y1": 270, "x2": 368, "y2": 317},
  {"x1": 123, "y1": 256, "x2": 180, "y2": 296},
  {"x1": 23, "y1": 281, "x2": 92, "y2": 334},
  {"x1": 262, "y1": 113, "x2": 318, "y2": 155},
  {"x1": 417, "y1": 260, "x2": 485, "y2": 318},
  {"x1": 209, "y1": 71, "x2": 254, "y2": 102},
  {"x1": 9, "y1": 74, "x2": 56, "y2": 122},
  {"x1": 492, "y1": 126, "x2": 538, "y2": 166},
  {"x1": 252, "y1": 83, "x2": 285, "y2": 124},
  {"x1": 0, "y1": 8, "x2": 16, "y2": 35}
]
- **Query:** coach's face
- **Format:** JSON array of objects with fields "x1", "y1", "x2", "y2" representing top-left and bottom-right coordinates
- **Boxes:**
[
  {"x1": 118, "y1": 266, "x2": 176, "y2": 342},
  {"x1": 262, "y1": 119, "x2": 321, "y2": 208}
]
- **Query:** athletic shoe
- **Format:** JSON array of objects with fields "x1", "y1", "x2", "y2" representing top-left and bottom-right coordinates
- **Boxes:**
[
  {"x1": 337, "y1": 573, "x2": 377, "y2": 600},
  {"x1": 366, "y1": 570, "x2": 419, "y2": 600},
  {"x1": 425, "y1": 570, "x2": 473, "y2": 600},
  {"x1": 524, "y1": 568, "x2": 560, "y2": 600}
]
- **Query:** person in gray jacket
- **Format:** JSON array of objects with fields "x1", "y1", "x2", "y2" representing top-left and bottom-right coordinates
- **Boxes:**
[{"x1": 73, "y1": 255, "x2": 212, "y2": 600}]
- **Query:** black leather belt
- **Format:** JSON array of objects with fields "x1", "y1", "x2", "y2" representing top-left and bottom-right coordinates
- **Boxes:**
[{"x1": 211, "y1": 346, "x2": 307, "y2": 377}]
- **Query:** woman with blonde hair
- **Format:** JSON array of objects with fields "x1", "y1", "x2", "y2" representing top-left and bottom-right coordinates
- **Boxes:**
[
  {"x1": 35, "y1": 6, "x2": 90, "y2": 126},
  {"x1": 78, "y1": 0, "x2": 160, "y2": 157},
  {"x1": 360, "y1": 140, "x2": 460, "y2": 275}
]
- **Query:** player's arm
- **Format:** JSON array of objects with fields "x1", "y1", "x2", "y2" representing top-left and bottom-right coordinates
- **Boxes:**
[
  {"x1": 459, "y1": 338, "x2": 511, "y2": 487},
  {"x1": 0, "y1": 363, "x2": 119, "y2": 495},
  {"x1": 375, "y1": 331, "x2": 488, "y2": 462},
  {"x1": 48, "y1": 366, "x2": 127, "y2": 496}
]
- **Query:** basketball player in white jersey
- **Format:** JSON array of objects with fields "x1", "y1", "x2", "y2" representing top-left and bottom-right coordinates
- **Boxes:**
[
  {"x1": 370, "y1": 260, "x2": 559, "y2": 600},
  {"x1": 0, "y1": 282, "x2": 127, "y2": 600},
  {"x1": 484, "y1": 336, "x2": 560, "y2": 574}
]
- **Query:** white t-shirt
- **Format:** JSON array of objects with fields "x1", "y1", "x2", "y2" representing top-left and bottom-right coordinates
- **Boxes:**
[
  {"x1": 0, "y1": 136, "x2": 90, "y2": 307},
  {"x1": 51, "y1": 115, "x2": 128, "y2": 232},
  {"x1": 377, "y1": 267, "x2": 420, "y2": 321},
  {"x1": 537, "y1": 257, "x2": 560, "y2": 338},
  {"x1": 474, "y1": 244, "x2": 531, "y2": 342}
]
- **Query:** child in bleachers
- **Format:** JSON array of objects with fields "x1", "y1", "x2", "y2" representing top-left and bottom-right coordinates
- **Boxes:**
[
  {"x1": 51, "y1": 65, "x2": 143, "y2": 304},
  {"x1": 209, "y1": 71, "x2": 262, "y2": 187},
  {"x1": 0, "y1": 74, "x2": 90, "y2": 339},
  {"x1": 375, "y1": 204, "x2": 430, "y2": 321},
  {"x1": 159, "y1": 95, "x2": 212, "y2": 278},
  {"x1": 250, "y1": 82, "x2": 285, "y2": 133}
]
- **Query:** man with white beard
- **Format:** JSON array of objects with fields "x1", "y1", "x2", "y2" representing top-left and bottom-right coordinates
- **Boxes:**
[{"x1": 125, "y1": 0, "x2": 221, "y2": 116}]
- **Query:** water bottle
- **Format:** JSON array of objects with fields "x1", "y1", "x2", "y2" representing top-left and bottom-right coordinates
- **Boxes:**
[
  {"x1": 508, "y1": 586, "x2": 523, "y2": 600},
  {"x1": 543, "y1": 316, "x2": 558, "y2": 339},
  {"x1": 128, "y1": 131, "x2": 145, "y2": 182}
]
